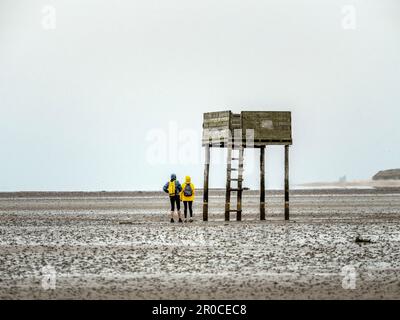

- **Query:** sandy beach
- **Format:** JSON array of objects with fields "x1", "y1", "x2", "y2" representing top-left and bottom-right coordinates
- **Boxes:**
[{"x1": 0, "y1": 189, "x2": 399, "y2": 299}]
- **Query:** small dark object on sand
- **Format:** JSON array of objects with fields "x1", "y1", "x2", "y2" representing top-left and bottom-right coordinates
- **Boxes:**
[
  {"x1": 119, "y1": 221, "x2": 133, "y2": 225},
  {"x1": 355, "y1": 235, "x2": 372, "y2": 244}
]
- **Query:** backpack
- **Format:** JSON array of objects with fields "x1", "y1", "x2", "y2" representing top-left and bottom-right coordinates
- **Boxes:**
[
  {"x1": 183, "y1": 183, "x2": 193, "y2": 197},
  {"x1": 168, "y1": 181, "x2": 176, "y2": 196}
]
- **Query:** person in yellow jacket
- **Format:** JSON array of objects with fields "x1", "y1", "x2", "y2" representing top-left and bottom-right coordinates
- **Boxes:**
[
  {"x1": 163, "y1": 173, "x2": 183, "y2": 223},
  {"x1": 180, "y1": 176, "x2": 195, "y2": 222}
]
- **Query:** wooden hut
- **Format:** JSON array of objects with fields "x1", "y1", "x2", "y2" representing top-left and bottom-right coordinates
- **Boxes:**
[{"x1": 202, "y1": 111, "x2": 292, "y2": 221}]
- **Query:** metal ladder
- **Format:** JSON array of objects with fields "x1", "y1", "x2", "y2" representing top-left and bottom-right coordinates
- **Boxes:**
[{"x1": 225, "y1": 144, "x2": 245, "y2": 221}]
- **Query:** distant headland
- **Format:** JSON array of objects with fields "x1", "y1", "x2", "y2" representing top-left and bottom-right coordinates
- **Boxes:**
[{"x1": 373, "y1": 169, "x2": 400, "y2": 180}]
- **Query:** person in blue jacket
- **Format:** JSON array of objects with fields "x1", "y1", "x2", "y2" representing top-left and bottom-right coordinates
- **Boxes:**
[{"x1": 163, "y1": 173, "x2": 183, "y2": 223}]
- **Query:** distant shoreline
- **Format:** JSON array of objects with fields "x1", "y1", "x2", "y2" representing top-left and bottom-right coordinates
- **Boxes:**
[
  {"x1": 298, "y1": 179, "x2": 400, "y2": 189},
  {"x1": 1, "y1": 187, "x2": 400, "y2": 198}
]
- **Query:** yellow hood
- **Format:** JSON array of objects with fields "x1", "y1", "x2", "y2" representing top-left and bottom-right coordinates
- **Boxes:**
[{"x1": 185, "y1": 176, "x2": 191, "y2": 183}]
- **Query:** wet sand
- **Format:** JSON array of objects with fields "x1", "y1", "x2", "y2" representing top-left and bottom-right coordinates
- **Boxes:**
[{"x1": 0, "y1": 189, "x2": 400, "y2": 299}]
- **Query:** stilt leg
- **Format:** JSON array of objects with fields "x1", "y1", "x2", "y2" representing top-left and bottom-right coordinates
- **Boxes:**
[
  {"x1": 260, "y1": 146, "x2": 266, "y2": 220},
  {"x1": 203, "y1": 145, "x2": 210, "y2": 221},
  {"x1": 237, "y1": 146, "x2": 244, "y2": 221},
  {"x1": 284, "y1": 145, "x2": 289, "y2": 220},
  {"x1": 225, "y1": 145, "x2": 232, "y2": 221}
]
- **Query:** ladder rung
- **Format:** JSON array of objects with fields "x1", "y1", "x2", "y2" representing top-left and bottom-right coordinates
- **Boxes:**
[
  {"x1": 230, "y1": 187, "x2": 249, "y2": 191},
  {"x1": 230, "y1": 178, "x2": 243, "y2": 181},
  {"x1": 231, "y1": 157, "x2": 240, "y2": 160},
  {"x1": 229, "y1": 209, "x2": 242, "y2": 212}
]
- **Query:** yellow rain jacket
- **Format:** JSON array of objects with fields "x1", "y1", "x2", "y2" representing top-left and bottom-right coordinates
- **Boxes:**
[{"x1": 180, "y1": 176, "x2": 195, "y2": 202}]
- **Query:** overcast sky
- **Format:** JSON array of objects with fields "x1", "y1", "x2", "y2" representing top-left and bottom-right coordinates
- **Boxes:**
[{"x1": 1, "y1": 0, "x2": 399, "y2": 191}]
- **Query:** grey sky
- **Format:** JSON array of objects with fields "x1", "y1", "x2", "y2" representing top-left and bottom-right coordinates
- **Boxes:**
[{"x1": 1, "y1": 0, "x2": 399, "y2": 191}]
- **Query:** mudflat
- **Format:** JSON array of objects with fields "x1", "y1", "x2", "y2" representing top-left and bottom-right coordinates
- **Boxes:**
[{"x1": 0, "y1": 189, "x2": 399, "y2": 299}]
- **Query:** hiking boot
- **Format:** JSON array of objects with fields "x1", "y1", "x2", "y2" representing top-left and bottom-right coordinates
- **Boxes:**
[
  {"x1": 170, "y1": 218, "x2": 174, "y2": 223},
  {"x1": 184, "y1": 219, "x2": 187, "y2": 223},
  {"x1": 178, "y1": 218, "x2": 183, "y2": 223},
  {"x1": 189, "y1": 218, "x2": 193, "y2": 223}
]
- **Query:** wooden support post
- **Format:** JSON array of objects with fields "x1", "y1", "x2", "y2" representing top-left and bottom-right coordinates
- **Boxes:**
[
  {"x1": 225, "y1": 145, "x2": 232, "y2": 221},
  {"x1": 260, "y1": 146, "x2": 266, "y2": 220},
  {"x1": 203, "y1": 145, "x2": 210, "y2": 221},
  {"x1": 236, "y1": 146, "x2": 244, "y2": 221},
  {"x1": 284, "y1": 145, "x2": 289, "y2": 220}
]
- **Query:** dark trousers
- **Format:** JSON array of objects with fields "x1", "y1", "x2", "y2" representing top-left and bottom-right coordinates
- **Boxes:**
[
  {"x1": 183, "y1": 201, "x2": 193, "y2": 218},
  {"x1": 169, "y1": 195, "x2": 180, "y2": 211}
]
